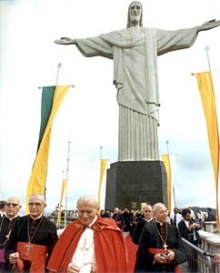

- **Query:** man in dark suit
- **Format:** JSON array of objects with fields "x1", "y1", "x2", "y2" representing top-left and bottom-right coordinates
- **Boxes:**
[
  {"x1": 178, "y1": 208, "x2": 201, "y2": 273},
  {"x1": 132, "y1": 203, "x2": 153, "y2": 245},
  {"x1": 206, "y1": 208, "x2": 216, "y2": 221},
  {"x1": 178, "y1": 208, "x2": 200, "y2": 246}
]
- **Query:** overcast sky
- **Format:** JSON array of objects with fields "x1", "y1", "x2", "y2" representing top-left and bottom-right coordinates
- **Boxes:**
[{"x1": 1, "y1": 0, "x2": 220, "y2": 213}]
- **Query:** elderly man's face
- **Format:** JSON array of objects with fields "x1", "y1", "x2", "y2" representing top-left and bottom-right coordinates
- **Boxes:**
[
  {"x1": 5, "y1": 197, "x2": 21, "y2": 218},
  {"x1": 154, "y1": 204, "x2": 168, "y2": 223},
  {"x1": 28, "y1": 195, "x2": 46, "y2": 219},
  {"x1": 129, "y1": 2, "x2": 142, "y2": 25},
  {"x1": 77, "y1": 200, "x2": 98, "y2": 226}
]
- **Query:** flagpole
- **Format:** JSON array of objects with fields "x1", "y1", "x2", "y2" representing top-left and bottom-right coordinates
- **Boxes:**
[
  {"x1": 204, "y1": 46, "x2": 211, "y2": 71},
  {"x1": 42, "y1": 62, "x2": 62, "y2": 202},
  {"x1": 205, "y1": 46, "x2": 220, "y2": 232},
  {"x1": 173, "y1": 186, "x2": 176, "y2": 208},
  {"x1": 98, "y1": 146, "x2": 102, "y2": 214},
  {"x1": 166, "y1": 140, "x2": 170, "y2": 155},
  {"x1": 56, "y1": 63, "x2": 62, "y2": 85},
  {"x1": 100, "y1": 146, "x2": 103, "y2": 160},
  {"x1": 64, "y1": 136, "x2": 71, "y2": 228}
]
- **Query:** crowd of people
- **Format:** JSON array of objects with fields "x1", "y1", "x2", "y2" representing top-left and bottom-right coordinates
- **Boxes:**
[{"x1": 0, "y1": 193, "x2": 220, "y2": 273}]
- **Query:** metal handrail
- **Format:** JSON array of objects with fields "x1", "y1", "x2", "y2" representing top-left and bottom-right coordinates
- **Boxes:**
[{"x1": 182, "y1": 237, "x2": 216, "y2": 270}]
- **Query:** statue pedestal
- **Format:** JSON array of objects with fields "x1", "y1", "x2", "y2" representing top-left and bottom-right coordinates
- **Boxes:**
[{"x1": 105, "y1": 161, "x2": 167, "y2": 210}]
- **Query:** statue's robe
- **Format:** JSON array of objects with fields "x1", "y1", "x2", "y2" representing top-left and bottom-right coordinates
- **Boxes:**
[{"x1": 74, "y1": 26, "x2": 198, "y2": 161}]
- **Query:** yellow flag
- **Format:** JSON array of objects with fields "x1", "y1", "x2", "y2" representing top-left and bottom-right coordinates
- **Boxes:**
[
  {"x1": 162, "y1": 155, "x2": 172, "y2": 213},
  {"x1": 57, "y1": 179, "x2": 67, "y2": 227},
  {"x1": 195, "y1": 72, "x2": 220, "y2": 231},
  {"x1": 26, "y1": 85, "x2": 69, "y2": 212},
  {"x1": 141, "y1": 203, "x2": 146, "y2": 211},
  {"x1": 97, "y1": 159, "x2": 108, "y2": 212}
]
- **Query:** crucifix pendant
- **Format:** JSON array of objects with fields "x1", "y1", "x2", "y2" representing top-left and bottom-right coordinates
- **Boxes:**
[
  {"x1": 163, "y1": 242, "x2": 168, "y2": 252},
  {"x1": 25, "y1": 243, "x2": 33, "y2": 256}
]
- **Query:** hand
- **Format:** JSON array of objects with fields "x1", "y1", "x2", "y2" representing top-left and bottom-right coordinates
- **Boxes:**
[
  {"x1": 165, "y1": 250, "x2": 175, "y2": 261},
  {"x1": 84, "y1": 262, "x2": 97, "y2": 273},
  {"x1": 198, "y1": 19, "x2": 220, "y2": 31},
  {"x1": 154, "y1": 252, "x2": 168, "y2": 264},
  {"x1": 213, "y1": 254, "x2": 220, "y2": 264},
  {"x1": 54, "y1": 37, "x2": 76, "y2": 45},
  {"x1": 189, "y1": 223, "x2": 195, "y2": 230},
  {"x1": 67, "y1": 263, "x2": 80, "y2": 273},
  {"x1": 67, "y1": 263, "x2": 97, "y2": 273},
  {"x1": 9, "y1": 252, "x2": 19, "y2": 264}
]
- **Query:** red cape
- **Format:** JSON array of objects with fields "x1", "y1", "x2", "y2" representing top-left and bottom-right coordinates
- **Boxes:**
[{"x1": 47, "y1": 217, "x2": 128, "y2": 273}]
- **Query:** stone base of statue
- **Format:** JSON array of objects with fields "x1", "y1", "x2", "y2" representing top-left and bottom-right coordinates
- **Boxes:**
[{"x1": 105, "y1": 161, "x2": 167, "y2": 210}]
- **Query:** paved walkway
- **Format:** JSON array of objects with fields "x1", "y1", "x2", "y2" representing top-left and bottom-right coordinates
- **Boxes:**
[{"x1": 180, "y1": 262, "x2": 190, "y2": 272}]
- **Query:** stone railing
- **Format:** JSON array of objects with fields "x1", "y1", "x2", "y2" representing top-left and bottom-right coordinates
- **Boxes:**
[
  {"x1": 203, "y1": 221, "x2": 218, "y2": 234},
  {"x1": 48, "y1": 215, "x2": 77, "y2": 228},
  {"x1": 198, "y1": 228, "x2": 220, "y2": 273},
  {"x1": 181, "y1": 221, "x2": 220, "y2": 273}
]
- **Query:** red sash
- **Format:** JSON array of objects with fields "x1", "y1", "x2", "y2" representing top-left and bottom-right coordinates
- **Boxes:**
[
  {"x1": 13, "y1": 242, "x2": 47, "y2": 273},
  {"x1": 148, "y1": 248, "x2": 182, "y2": 273},
  {"x1": 0, "y1": 249, "x2": 5, "y2": 262}
]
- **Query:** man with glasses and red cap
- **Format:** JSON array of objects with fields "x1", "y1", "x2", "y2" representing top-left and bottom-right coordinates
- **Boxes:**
[
  {"x1": 0, "y1": 196, "x2": 21, "y2": 272},
  {"x1": 4, "y1": 193, "x2": 58, "y2": 273}
]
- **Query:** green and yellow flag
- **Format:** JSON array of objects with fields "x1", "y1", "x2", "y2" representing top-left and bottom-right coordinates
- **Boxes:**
[
  {"x1": 26, "y1": 85, "x2": 69, "y2": 212},
  {"x1": 195, "y1": 72, "x2": 220, "y2": 231}
]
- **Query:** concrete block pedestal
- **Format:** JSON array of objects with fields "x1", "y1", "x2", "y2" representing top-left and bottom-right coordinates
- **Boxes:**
[{"x1": 105, "y1": 161, "x2": 167, "y2": 210}]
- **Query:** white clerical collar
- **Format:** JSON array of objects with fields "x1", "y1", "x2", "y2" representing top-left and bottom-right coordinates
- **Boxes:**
[
  {"x1": 5, "y1": 214, "x2": 19, "y2": 221},
  {"x1": 155, "y1": 220, "x2": 165, "y2": 226},
  {"x1": 30, "y1": 213, "x2": 43, "y2": 221},
  {"x1": 184, "y1": 219, "x2": 189, "y2": 227},
  {"x1": 145, "y1": 217, "x2": 153, "y2": 222},
  {"x1": 88, "y1": 215, "x2": 98, "y2": 228}
]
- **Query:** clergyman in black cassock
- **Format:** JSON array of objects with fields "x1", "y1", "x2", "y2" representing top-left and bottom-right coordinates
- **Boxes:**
[
  {"x1": 134, "y1": 203, "x2": 187, "y2": 273},
  {"x1": 4, "y1": 194, "x2": 58, "y2": 273}
]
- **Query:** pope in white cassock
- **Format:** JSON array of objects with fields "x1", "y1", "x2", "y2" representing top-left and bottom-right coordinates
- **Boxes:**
[{"x1": 55, "y1": 1, "x2": 220, "y2": 162}]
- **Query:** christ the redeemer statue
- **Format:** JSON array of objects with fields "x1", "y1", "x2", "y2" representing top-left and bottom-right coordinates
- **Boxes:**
[{"x1": 55, "y1": 1, "x2": 220, "y2": 162}]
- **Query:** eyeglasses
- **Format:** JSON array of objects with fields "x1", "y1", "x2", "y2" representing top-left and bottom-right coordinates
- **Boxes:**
[
  {"x1": 28, "y1": 202, "x2": 44, "y2": 207},
  {"x1": 6, "y1": 203, "x2": 19, "y2": 207}
]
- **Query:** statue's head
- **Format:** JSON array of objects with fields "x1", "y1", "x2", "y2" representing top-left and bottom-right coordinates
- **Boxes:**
[{"x1": 127, "y1": 1, "x2": 143, "y2": 28}]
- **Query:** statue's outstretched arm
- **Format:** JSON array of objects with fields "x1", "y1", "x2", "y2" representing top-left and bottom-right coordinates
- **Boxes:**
[
  {"x1": 198, "y1": 19, "x2": 220, "y2": 32},
  {"x1": 54, "y1": 37, "x2": 76, "y2": 45}
]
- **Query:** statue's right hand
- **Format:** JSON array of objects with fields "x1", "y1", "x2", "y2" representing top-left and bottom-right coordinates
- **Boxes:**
[{"x1": 54, "y1": 37, "x2": 75, "y2": 45}]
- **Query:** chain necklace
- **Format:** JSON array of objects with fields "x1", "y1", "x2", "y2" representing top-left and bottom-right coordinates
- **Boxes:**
[
  {"x1": 78, "y1": 237, "x2": 94, "y2": 252},
  {"x1": 156, "y1": 222, "x2": 168, "y2": 252},
  {"x1": 78, "y1": 228, "x2": 94, "y2": 259},
  {"x1": 25, "y1": 216, "x2": 44, "y2": 255}
]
